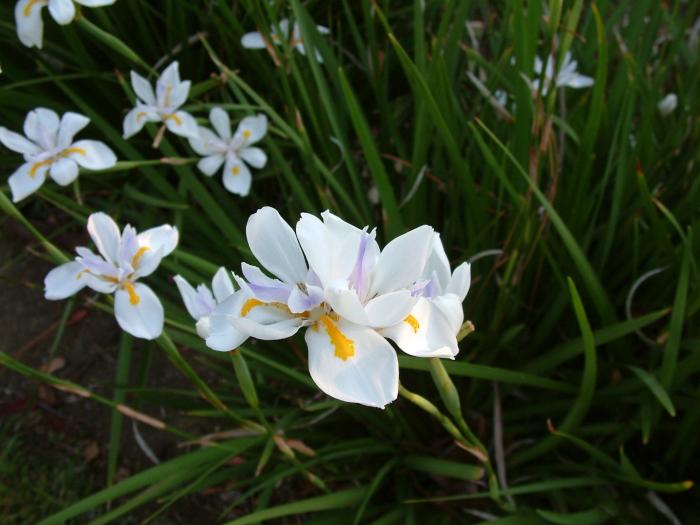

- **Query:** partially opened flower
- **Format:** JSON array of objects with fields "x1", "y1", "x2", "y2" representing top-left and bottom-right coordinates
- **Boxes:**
[
  {"x1": 381, "y1": 233, "x2": 471, "y2": 359},
  {"x1": 45, "y1": 212, "x2": 178, "y2": 340},
  {"x1": 188, "y1": 108, "x2": 268, "y2": 196},
  {"x1": 174, "y1": 268, "x2": 237, "y2": 340},
  {"x1": 15, "y1": 0, "x2": 116, "y2": 49},
  {"x1": 0, "y1": 107, "x2": 117, "y2": 202},
  {"x1": 123, "y1": 62, "x2": 198, "y2": 140},
  {"x1": 241, "y1": 18, "x2": 330, "y2": 62},
  {"x1": 529, "y1": 51, "x2": 593, "y2": 96}
]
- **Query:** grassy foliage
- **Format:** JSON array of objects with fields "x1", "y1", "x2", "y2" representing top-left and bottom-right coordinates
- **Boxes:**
[{"x1": 1, "y1": 0, "x2": 699, "y2": 523}]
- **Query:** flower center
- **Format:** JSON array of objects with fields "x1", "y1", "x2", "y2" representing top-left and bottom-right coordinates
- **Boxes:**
[{"x1": 29, "y1": 147, "x2": 87, "y2": 178}]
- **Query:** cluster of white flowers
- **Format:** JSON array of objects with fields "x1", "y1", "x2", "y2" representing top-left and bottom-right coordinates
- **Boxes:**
[
  {"x1": 12, "y1": 5, "x2": 470, "y2": 409},
  {"x1": 175, "y1": 207, "x2": 471, "y2": 408}
]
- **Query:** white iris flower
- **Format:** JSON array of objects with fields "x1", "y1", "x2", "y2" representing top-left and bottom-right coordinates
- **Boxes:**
[
  {"x1": 241, "y1": 18, "x2": 330, "y2": 62},
  {"x1": 123, "y1": 62, "x2": 199, "y2": 141},
  {"x1": 44, "y1": 212, "x2": 179, "y2": 340},
  {"x1": 0, "y1": 107, "x2": 117, "y2": 202},
  {"x1": 657, "y1": 94, "x2": 678, "y2": 117},
  {"x1": 199, "y1": 207, "x2": 471, "y2": 409},
  {"x1": 530, "y1": 51, "x2": 594, "y2": 96},
  {"x1": 15, "y1": 0, "x2": 116, "y2": 49},
  {"x1": 174, "y1": 268, "x2": 236, "y2": 340},
  {"x1": 188, "y1": 108, "x2": 268, "y2": 197}
]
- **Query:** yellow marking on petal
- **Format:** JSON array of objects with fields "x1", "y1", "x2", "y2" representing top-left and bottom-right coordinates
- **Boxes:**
[
  {"x1": 23, "y1": 0, "x2": 46, "y2": 17},
  {"x1": 319, "y1": 314, "x2": 355, "y2": 361},
  {"x1": 124, "y1": 282, "x2": 140, "y2": 305},
  {"x1": 242, "y1": 130, "x2": 252, "y2": 139},
  {"x1": 240, "y1": 298, "x2": 296, "y2": 317},
  {"x1": 131, "y1": 246, "x2": 150, "y2": 269},
  {"x1": 163, "y1": 113, "x2": 183, "y2": 125},
  {"x1": 136, "y1": 111, "x2": 147, "y2": 121},
  {"x1": 404, "y1": 315, "x2": 420, "y2": 333},
  {"x1": 60, "y1": 147, "x2": 87, "y2": 157},
  {"x1": 240, "y1": 298, "x2": 264, "y2": 317},
  {"x1": 231, "y1": 166, "x2": 241, "y2": 176},
  {"x1": 29, "y1": 158, "x2": 52, "y2": 178}
]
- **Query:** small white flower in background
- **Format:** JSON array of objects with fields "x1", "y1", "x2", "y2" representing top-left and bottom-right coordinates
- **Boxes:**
[
  {"x1": 199, "y1": 207, "x2": 472, "y2": 409},
  {"x1": 241, "y1": 18, "x2": 330, "y2": 62},
  {"x1": 188, "y1": 108, "x2": 268, "y2": 197},
  {"x1": 529, "y1": 51, "x2": 593, "y2": 96},
  {"x1": 174, "y1": 268, "x2": 236, "y2": 340},
  {"x1": 0, "y1": 107, "x2": 117, "y2": 202},
  {"x1": 657, "y1": 93, "x2": 678, "y2": 117},
  {"x1": 45, "y1": 212, "x2": 178, "y2": 340},
  {"x1": 123, "y1": 62, "x2": 199, "y2": 141},
  {"x1": 15, "y1": 0, "x2": 116, "y2": 49}
]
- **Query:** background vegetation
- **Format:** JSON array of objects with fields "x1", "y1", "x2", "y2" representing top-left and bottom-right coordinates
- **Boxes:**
[{"x1": 1, "y1": 0, "x2": 698, "y2": 523}]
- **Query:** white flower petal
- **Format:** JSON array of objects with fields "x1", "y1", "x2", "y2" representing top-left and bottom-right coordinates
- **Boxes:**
[
  {"x1": 381, "y1": 297, "x2": 458, "y2": 358},
  {"x1": 44, "y1": 261, "x2": 87, "y2": 300},
  {"x1": 49, "y1": 157, "x2": 79, "y2": 186},
  {"x1": 164, "y1": 111, "x2": 199, "y2": 139},
  {"x1": 222, "y1": 157, "x2": 252, "y2": 197},
  {"x1": 48, "y1": 0, "x2": 76, "y2": 24},
  {"x1": 240, "y1": 263, "x2": 291, "y2": 303},
  {"x1": 122, "y1": 106, "x2": 159, "y2": 139},
  {"x1": 8, "y1": 162, "x2": 46, "y2": 202},
  {"x1": 74, "y1": 0, "x2": 117, "y2": 6},
  {"x1": 446, "y1": 262, "x2": 471, "y2": 302},
  {"x1": 306, "y1": 319, "x2": 398, "y2": 408},
  {"x1": 423, "y1": 233, "x2": 451, "y2": 289},
  {"x1": 168, "y1": 81, "x2": 190, "y2": 109},
  {"x1": 433, "y1": 294, "x2": 465, "y2": 335},
  {"x1": 370, "y1": 225, "x2": 434, "y2": 296},
  {"x1": 235, "y1": 114, "x2": 267, "y2": 145},
  {"x1": 114, "y1": 283, "x2": 164, "y2": 340},
  {"x1": 230, "y1": 316, "x2": 302, "y2": 341},
  {"x1": 87, "y1": 212, "x2": 121, "y2": 264},
  {"x1": 205, "y1": 292, "x2": 249, "y2": 351},
  {"x1": 131, "y1": 247, "x2": 163, "y2": 279},
  {"x1": 197, "y1": 154, "x2": 225, "y2": 177},
  {"x1": 364, "y1": 289, "x2": 415, "y2": 328},
  {"x1": 239, "y1": 147, "x2": 267, "y2": 169},
  {"x1": 15, "y1": 0, "x2": 45, "y2": 48},
  {"x1": 24, "y1": 107, "x2": 59, "y2": 150},
  {"x1": 0, "y1": 126, "x2": 41, "y2": 155},
  {"x1": 317, "y1": 25, "x2": 331, "y2": 35},
  {"x1": 67, "y1": 140, "x2": 117, "y2": 170},
  {"x1": 325, "y1": 287, "x2": 369, "y2": 325},
  {"x1": 137, "y1": 224, "x2": 179, "y2": 257},
  {"x1": 56, "y1": 112, "x2": 90, "y2": 149},
  {"x1": 211, "y1": 267, "x2": 235, "y2": 303},
  {"x1": 174, "y1": 275, "x2": 211, "y2": 320},
  {"x1": 156, "y1": 62, "x2": 181, "y2": 106},
  {"x1": 658, "y1": 93, "x2": 678, "y2": 116},
  {"x1": 246, "y1": 207, "x2": 308, "y2": 284},
  {"x1": 130, "y1": 71, "x2": 156, "y2": 105},
  {"x1": 287, "y1": 283, "x2": 324, "y2": 314},
  {"x1": 241, "y1": 31, "x2": 266, "y2": 49},
  {"x1": 561, "y1": 73, "x2": 594, "y2": 89},
  {"x1": 209, "y1": 107, "x2": 231, "y2": 141}
]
